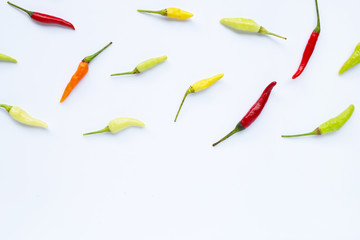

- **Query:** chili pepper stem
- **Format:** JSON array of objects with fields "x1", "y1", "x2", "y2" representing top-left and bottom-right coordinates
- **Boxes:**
[
  {"x1": 83, "y1": 42, "x2": 112, "y2": 63},
  {"x1": 111, "y1": 68, "x2": 140, "y2": 76},
  {"x1": 259, "y1": 27, "x2": 287, "y2": 40},
  {"x1": 83, "y1": 126, "x2": 110, "y2": 136},
  {"x1": 7, "y1": 1, "x2": 32, "y2": 16},
  {"x1": 0, "y1": 104, "x2": 12, "y2": 112},
  {"x1": 174, "y1": 87, "x2": 194, "y2": 122},
  {"x1": 314, "y1": 0, "x2": 321, "y2": 33},
  {"x1": 213, "y1": 126, "x2": 244, "y2": 147},
  {"x1": 137, "y1": 9, "x2": 167, "y2": 16},
  {"x1": 281, "y1": 129, "x2": 319, "y2": 138}
]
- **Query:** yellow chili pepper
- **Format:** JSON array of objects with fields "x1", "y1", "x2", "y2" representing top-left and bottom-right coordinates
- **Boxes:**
[
  {"x1": 83, "y1": 117, "x2": 145, "y2": 136},
  {"x1": 111, "y1": 56, "x2": 167, "y2": 76},
  {"x1": 174, "y1": 74, "x2": 224, "y2": 122},
  {"x1": 0, "y1": 53, "x2": 17, "y2": 63},
  {"x1": 0, "y1": 104, "x2": 48, "y2": 128},
  {"x1": 137, "y1": 8, "x2": 193, "y2": 19}
]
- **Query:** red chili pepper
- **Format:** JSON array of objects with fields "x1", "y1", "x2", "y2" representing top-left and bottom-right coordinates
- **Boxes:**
[
  {"x1": 7, "y1": 1, "x2": 75, "y2": 30},
  {"x1": 292, "y1": 0, "x2": 320, "y2": 79},
  {"x1": 213, "y1": 81, "x2": 277, "y2": 147}
]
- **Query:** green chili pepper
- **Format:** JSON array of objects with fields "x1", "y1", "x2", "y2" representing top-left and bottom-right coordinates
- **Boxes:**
[
  {"x1": 0, "y1": 53, "x2": 17, "y2": 63},
  {"x1": 220, "y1": 18, "x2": 286, "y2": 40},
  {"x1": 282, "y1": 105, "x2": 354, "y2": 138},
  {"x1": 111, "y1": 56, "x2": 167, "y2": 76},
  {"x1": 339, "y1": 43, "x2": 360, "y2": 74},
  {"x1": 0, "y1": 104, "x2": 48, "y2": 128},
  {"x1": 84, "y1": 117, "x2": 145, "y2": 135}
]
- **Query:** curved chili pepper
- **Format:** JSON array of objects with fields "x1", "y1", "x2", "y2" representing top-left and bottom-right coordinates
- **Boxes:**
[
  {"x1": 60, "y1": 42, "x2": 112, "y2": 103},
  {"x1": 174, "y1": 74, "x2": 224, "y2": 122},
  {"x1": 0, "y1": 53, "x2": 17, "y2": 63},
  {"x1": 7, "y1": 1, "x2": 75, "y2": 30},
  {"x1": 84, "y1": 117, "x2": 145, "y2": 136},
  {"x1": 137, "y1": 8, "x2": 193, "y2": 19},
  {"x1": 220, "y1": 18, "x2": 286, "y2": 40},
  {"x1": 292, "y1": 0, "x2": 320, "y2": 79},
  {"x1": 111, "y1": 56, "x2": 167, "y2": 76},
  {"x1": 339, "y1": 43, "x2": 360, "y2": 74},
  {"x1": 213, "y1": 81, "x2": 277, "y2": 147},
  {"x1": 0, "y1": 104, "x2": 48, "y2": 128},
  {"x1": 282, "y1": 105, "x2": 354, "y2": 138}
]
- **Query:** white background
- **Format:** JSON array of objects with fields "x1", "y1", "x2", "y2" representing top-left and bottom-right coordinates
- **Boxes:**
[{"x1": 1, "y1": 0, "x2": 360, "y2": 239}]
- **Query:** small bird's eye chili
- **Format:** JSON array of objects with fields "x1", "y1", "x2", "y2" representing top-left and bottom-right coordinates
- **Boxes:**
[
  {"x1": 7, "y1": 1, "x2": 75, "y2": 30},
  {"x1": 83, "y1": 117, "x2": 145, "y2": 136},
  {"x1": 0, "y1": 53, "x2": 17, "y2": 63},
  {"x1": 111, "y1": 56, "x2": 167, "y2": 76},
  {"x1": 60, "y1": 42, "x2": 112, "y2": 103},
  {"x1": 282, "y1": 105, "x2": 354, "y2": 138},
  {"x1": 213, "y1": 81, "x2": 277, "y2": 147},
  {"x1": 0, "y1": 104, "x2": 48, "y2": 128},
  {"x1": 137, "y1": 8, "x2": 193, "y2": 19},
  {"x1": 292, "y1": 0, "x2": 320, "y2": 79},
  {"x1": 220, "y1": 18, "x2": 286, "y2": 40},
  {"x1": 339, "y1": 43, "x2": 360, "y2": 74},
  {"x1": 174, "y1": 74, "x2": 224, "y2": 122}
]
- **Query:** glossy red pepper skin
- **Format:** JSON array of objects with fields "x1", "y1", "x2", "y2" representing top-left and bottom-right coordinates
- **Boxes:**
[
  {"x1": 292, "y1": 0, "x2": 320, "y2": 79},
  {"x1": 7, "y1": 2, "x2": 75, "y2": 30},
  {"x1": 213, "y1": 81, "x2": 277, "y2": 147},
  {"x1": 292, "y1": 31, "x2": 319, "y2": 79},
  {"x1": 239, "y1": 81, "x2": 277, "y2": 128},
  {"x1": 31, "y1": 12, "x2": 75, "y2": 30}
]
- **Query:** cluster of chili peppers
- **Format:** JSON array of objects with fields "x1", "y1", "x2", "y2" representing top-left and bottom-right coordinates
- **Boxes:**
[{"x1": 1, "y1": 1, "x2": 357, "y2": 145}]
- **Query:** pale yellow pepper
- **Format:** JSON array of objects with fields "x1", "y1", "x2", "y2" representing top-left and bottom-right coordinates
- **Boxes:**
[
  {"x1": 84, "y1": 117, "x2": 145, "y2": 136},
  {"x1": 220, "y1": 18, "x2": 286, "y2": 40},
  {"x1": 174, "y1": 74, "x2": 224, "y2": 122},
  {"x1": 111, "y1": 56, "x2": 167, "y2": 76},
  {"x1": 0, "y1": 104, "x2": 48, "y2": 128},
  {"x1": 137, "y1": 8, "x2": 193, "y2": 19}
]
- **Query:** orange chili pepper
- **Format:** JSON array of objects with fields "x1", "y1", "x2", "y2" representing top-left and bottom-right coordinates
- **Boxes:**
[{"x1": 60, "y1": 42, "x2": 112, "y2": 103}]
